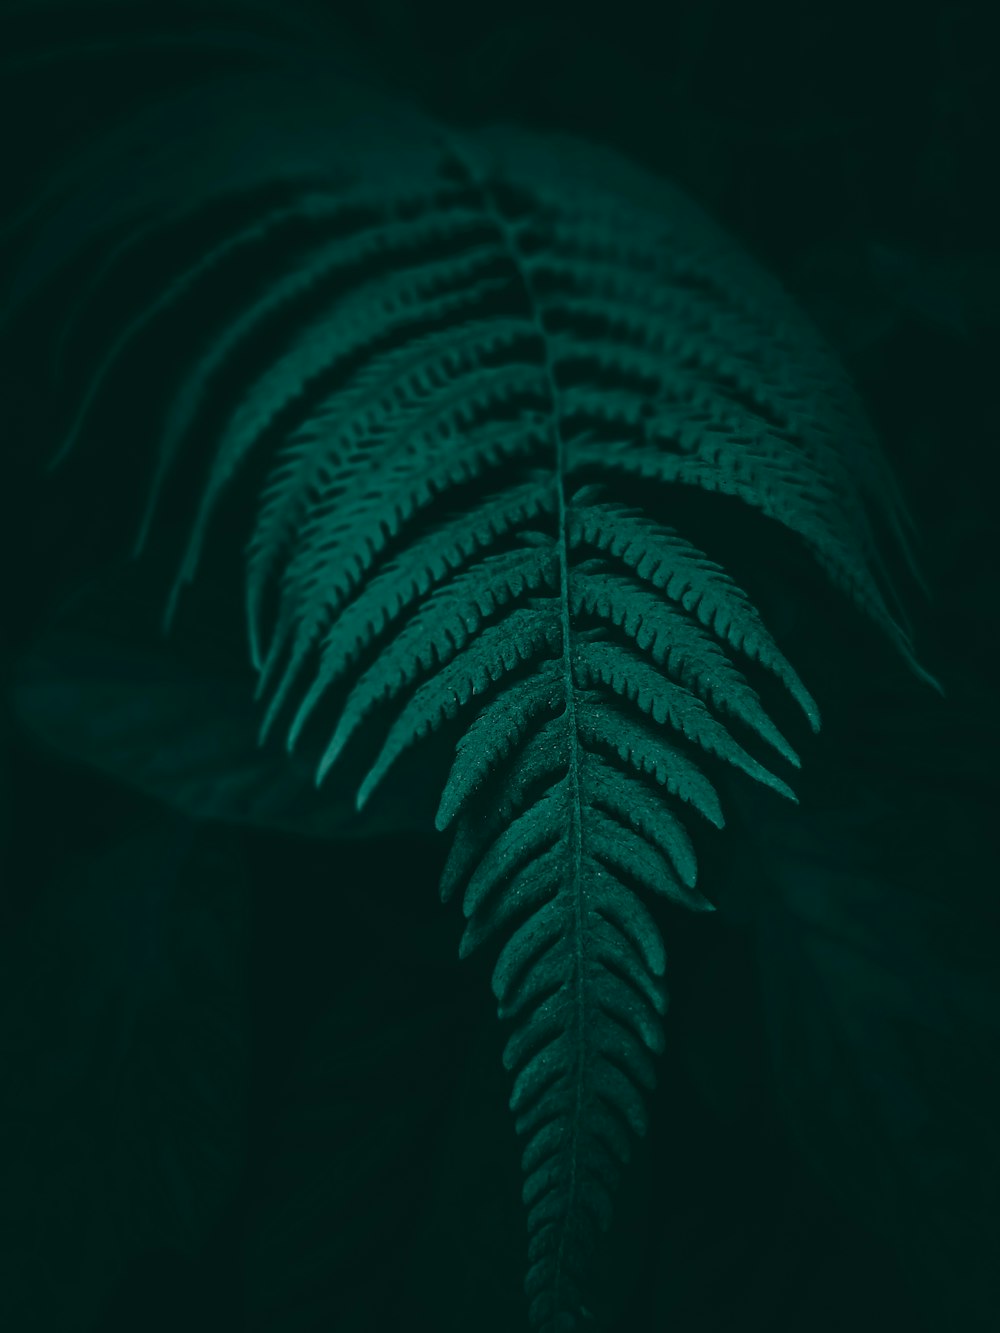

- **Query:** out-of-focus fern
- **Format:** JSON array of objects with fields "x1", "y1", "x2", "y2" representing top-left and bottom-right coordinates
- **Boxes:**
[{"x1": 7, "y1": 33, "x2": 943, "y2": 1330}]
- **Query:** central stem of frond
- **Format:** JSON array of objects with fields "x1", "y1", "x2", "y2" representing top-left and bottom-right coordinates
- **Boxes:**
[{"x1": 446, "y1": 137, "x2": 588, "y2": 1309}]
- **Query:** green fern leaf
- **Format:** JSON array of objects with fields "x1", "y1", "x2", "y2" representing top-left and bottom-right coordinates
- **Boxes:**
[
  {"x1": 177, "y1": 122, "x2": 938, "y2": 1329},
  {"x1": 31, "y1": 87, "x2": 944, "y2": 1332}
]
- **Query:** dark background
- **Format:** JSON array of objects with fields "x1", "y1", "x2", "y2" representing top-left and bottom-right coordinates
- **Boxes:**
[{"x1": 0, "y1": 2, "x2": 997, "y2": 1331}]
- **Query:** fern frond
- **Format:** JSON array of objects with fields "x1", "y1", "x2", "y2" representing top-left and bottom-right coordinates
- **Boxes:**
[
  {"x1": 48, "y1": 101, "x2": 943, "y2": 1333},
  {"x1": 231, "y1": 126, "x2": 936, "y2": 1330}
]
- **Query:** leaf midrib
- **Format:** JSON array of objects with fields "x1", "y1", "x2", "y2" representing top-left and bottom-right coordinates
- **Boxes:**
[{"x1": 455, "y1": 140, "x2": 588, "y2": 1306}]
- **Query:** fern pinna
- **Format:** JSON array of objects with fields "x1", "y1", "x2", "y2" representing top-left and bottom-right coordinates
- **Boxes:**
[{"x1": 41, "y1": 108, "x2": 939, "y2": 1331}]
